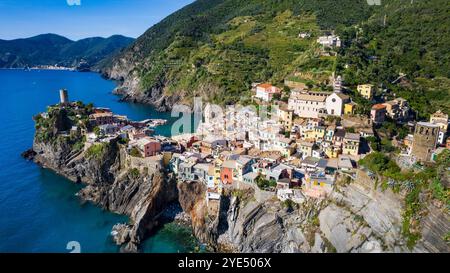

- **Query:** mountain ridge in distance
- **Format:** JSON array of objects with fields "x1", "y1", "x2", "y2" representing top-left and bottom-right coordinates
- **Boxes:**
[{"x1": 0, "y1": 33, "x2": 135, "y2": 70}]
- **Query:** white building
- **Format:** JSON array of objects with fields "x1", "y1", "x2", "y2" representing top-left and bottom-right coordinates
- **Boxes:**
[
  {"x1": 255, "y1": 83, "x2": 281, "y2": 102},
  {"x1": 288, "y1": 91, "x2": 328, "y2": 118},
  {"x1": 430, "y1": 110, "x2": 449, "y2": 145},
  {"x1": 317, "y1": 35, "x2": 341, "y2": 48},
  {"x1": 333, "y1": 75, "x2": 343, "y2": 93},
  {"x1": 325, "y1": 93, "x2": 350, "y2": 116},
  {"x1": 277, "y1": 188, "x2": 305, "y2": 204}
]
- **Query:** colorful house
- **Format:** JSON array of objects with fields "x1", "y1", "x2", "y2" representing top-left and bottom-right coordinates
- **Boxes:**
[
  {"x1": 357, "y1": 84, "x2": 374, "y2": 100},
  {"x1": 276, "y1": 102, "x2": 294, "y2": 131},
  {"x1": 325, "y1": 145, "x2": 341, "y2": 159},
  {"x1": 235, "y1": 156, "x2": 255, "y2": 183},
  {"x1": 344, "y1": 102, "x2": 357, "y2": 115},
  {"x1": 343, "y1": 133, "x2": 361, "y2": 156},
  {"x1": 297, "y1": 140, "x2": 315, "y2": 159},
  {"x1": 220, "y1": 160, "x2": 237, "y2": 184},
  {"x1": 371, "y1": 104, "x2": 387, "y2": 124},
  {"x1": 274, "y1": 137, "x2": 295, "y2": 157},
  {"x1": 255, "y1": 83, "x2": 281, "y2": 102},
  {"x1": 325, "y1": 125, "x2": 335, "y2": 142},
  {"x1": 137, "y1": 138, "x2": 162, "y2": 157},
  {"x1": 303, "y1": 172, "x2": 335, "y2": 198},
  {"x1": 90, "y1": 112, "x2": 114, "y2": 126}
]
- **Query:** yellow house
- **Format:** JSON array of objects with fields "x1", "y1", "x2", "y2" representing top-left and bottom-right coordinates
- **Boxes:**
[
  {"x1": 343, "y1": 133, "x2": 361, "y2": 156},
  {"x1": 277, "y1": 103, "x2": 294, "y2": 131},
  {"x1": 298, "y1": 140, "x2": 314, "y2": 158},
  {"x1": 357, "y1": 84, "x2": 374, "y2": 100},
  {"x1": 430, "y1": 110, "x2": 448, "y2": 129},
  {"x1": 304, "y1": 126, "x2": 325, "y2": 142},
  {"x1": 325, "y1": 145, "x2": 340, "y2": 158},
  {"x1": 282, "y1": 143, "x2": 296, "y2": 158},
  {"x1": 344, "y1": 102, "x2": 357, "y2": 115},
  {"x1": 313, "y1": 126, "x2": 325, "y2": 141},
  {"x1": 213, "y1": 158, "x2": 223, "y2": 185}
]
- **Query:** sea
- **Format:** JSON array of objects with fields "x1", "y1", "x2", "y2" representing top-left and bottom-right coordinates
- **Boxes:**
[{"x1": 0, "y1": 69, "x2": 198, "y2": 253}]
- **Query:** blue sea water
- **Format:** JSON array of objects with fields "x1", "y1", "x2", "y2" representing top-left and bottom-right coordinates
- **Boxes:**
[{"x1": 0, "y1": 69, "x2": 196, "y2": 253}]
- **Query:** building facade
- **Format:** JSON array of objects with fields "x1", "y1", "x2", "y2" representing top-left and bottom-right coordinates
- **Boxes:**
[
  {"x1": 357, "y1": 84, "x2": 374, "y2": 100},
  {"x1": 288, "y1": 91, "x2": 328, "y2": 118},
  {"x1": 255, "y1": 83, "x2": 281, "y2": 102},
  {"x1": 411, "y1": 122, "x2": 439, "y2": 162}
]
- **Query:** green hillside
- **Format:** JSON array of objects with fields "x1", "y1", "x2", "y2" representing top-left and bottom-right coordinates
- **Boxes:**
[
  {"x1": 107, "y1": 0, "x2": 449, "y2": 116},
  {"x1": 110, "y1": 0, "x2": 378, "y2": 105},
  {"x1": 336, "y1": 0, "x2": 450, "y2": 118}
]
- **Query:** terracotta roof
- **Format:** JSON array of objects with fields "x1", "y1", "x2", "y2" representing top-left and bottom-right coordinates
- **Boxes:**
[
  {"x1": 257, "y1": 83, "x2": 273, "y2": 89},
  {"x1": 372, "y1": 104, "x2": 387, "y2": 110}
]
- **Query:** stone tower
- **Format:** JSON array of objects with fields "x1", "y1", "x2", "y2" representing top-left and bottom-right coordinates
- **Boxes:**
[
  {"x1": 59, "y1": 89, "x2": 69, "y2": 105},
  {"x1": 411, "y1": 122, "x2": 439, "y2": 162}
]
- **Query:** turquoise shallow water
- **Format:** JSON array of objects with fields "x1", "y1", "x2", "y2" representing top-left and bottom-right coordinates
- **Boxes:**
[{"x1": 0, "y1": 69, "x2": 196, "y2": 253}]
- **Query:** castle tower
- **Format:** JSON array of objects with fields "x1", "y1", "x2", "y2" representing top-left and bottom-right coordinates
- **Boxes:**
[
  {"x1": 411, "y1": 122, "x2": 439, "y2": 162},
  {"x1": 59, "y1": 89, "x2": 69, "y2": 105}
]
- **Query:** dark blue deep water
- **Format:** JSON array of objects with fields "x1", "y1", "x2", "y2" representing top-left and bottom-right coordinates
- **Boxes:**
[{"x1": 0, "y1": 69, "x2": 196, "y2": 253}]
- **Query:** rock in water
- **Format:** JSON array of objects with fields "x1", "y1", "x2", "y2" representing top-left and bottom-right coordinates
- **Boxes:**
[{"x1": 21, "y1": 149, "x2": 36, "y2": 160}]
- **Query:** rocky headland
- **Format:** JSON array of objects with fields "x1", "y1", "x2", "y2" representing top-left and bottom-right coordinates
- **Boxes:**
[{"x1": 27, "y1": 104, "x2": 179, "y2": 252}]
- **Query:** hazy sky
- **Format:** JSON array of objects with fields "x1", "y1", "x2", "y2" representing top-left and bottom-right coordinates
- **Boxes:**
[{"x1": 0, "y1": 0, "x2": 195, "y2": 40}]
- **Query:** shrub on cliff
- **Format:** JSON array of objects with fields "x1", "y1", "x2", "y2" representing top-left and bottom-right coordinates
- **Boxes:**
[
  {"x1": 128, "y1": 168, "x2": 140, "y2": 179},
  {"x1": 255, "y1": 175, "x2": 276, "y2": 190},
  {"x1": 129, "y1": 147, "x2": 142, "y2": 158},
  {"x1": 86, "y1": 143, "x2": 109, "y2": 160}
]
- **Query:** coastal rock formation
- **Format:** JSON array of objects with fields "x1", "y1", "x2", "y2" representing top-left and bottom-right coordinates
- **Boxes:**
[
  {"x1": 177, "y1": 181, "x2": 220, "y2": 249},
  {"x1": 100, "y1": 51, "x2": 178, "y2": 112},
  {"x1": 178, "y1": 173, "x2": 449, "y2": 253},
  {"x1": 30, "y1": 109, "x2": 178, "y2": 252}
]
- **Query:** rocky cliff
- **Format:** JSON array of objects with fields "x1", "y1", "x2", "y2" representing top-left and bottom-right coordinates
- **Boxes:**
[
  {"x1": 29, "y1": 108, "x2": 178, "y2": 252},
  {"x1": 178, "y1": 173, "x2": 449, "y2": 253}
]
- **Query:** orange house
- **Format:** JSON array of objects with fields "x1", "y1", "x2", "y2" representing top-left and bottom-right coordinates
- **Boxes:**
[{"x1": 220, "y1": 160, "x2": 236, "y2": 185}]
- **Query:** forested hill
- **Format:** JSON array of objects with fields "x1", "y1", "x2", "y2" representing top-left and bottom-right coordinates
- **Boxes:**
[
  {"x1": 337, "y1": 0, "x2": 450, "y2": 118},
  {"x1": 103, "y1": 0, "x2": 449, "y2": 116},
  {"x1": 102, "y1": 0, "x2": 379, "y2": 105},
  {"x1": 0, "y1": 34, "x2": 134, "y2": 70}
]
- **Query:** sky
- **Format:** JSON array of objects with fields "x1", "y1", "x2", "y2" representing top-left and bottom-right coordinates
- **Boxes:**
[{"x1": 0, "y1": 0, "x2": 195, "y2": 40}]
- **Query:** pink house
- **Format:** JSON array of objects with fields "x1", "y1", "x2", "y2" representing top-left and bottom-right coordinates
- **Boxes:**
[
  {"x1": 255, "y1": 83, "x2": 281, "y2": 102},
  {"x1": 371, "y1": 104, "x2": 387, "y2": 124},
  {"x1": 137, "y1": 138, "x2": 161, "y2": 157}
]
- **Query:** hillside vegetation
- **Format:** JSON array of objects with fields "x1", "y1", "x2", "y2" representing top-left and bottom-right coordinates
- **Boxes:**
[
  {"x1": 107, "y1": 0, "x2": 378, "y2": 105},
  {"x1": 106, "y1": 0, "x2": 449, "y2": 117},
  {"x1": 336, "y1": 0, "x2": 450, "y2": 117}
]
